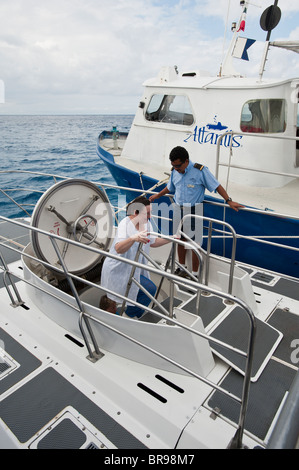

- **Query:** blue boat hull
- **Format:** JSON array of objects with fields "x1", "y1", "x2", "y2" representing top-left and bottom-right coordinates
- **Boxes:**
[{"x1": 97, "y1": 133, "x2": 299, "y2": 279}]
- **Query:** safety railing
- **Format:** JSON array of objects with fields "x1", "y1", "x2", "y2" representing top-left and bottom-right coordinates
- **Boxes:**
[
  {"x1": 1, "y1": 171, "x2": 298, "y2": 447},
  {"x1": 0, "y1": 251, "x2": 24, "y2": 307},
  {"x1": 1, "y1": 169, "x2": 299, "y2": 288},
  {"x1": 3, "y1": 163, "x2": 296, "y2": 293},
  {"x1": 178, "y1": 214, "x2": 237, "y2": 295},
  {"x1": 0, "y1": 171, "x2": 72, "y2": 218},
  {"x1": 2, "y1": 167, "x2": 299, "y2": 227},
  {"x1": 0, "y1": 214, "x2": 257, "y2": 449},
  {"x1": 215, "y1": 131, "x2": 299, "y2": 184},
  {"x1": 1, "y1": 167, "x2": 299, "y2": 241},
  {"x1": 121, "y1": 233, "x2": 204, "y2": 320}
]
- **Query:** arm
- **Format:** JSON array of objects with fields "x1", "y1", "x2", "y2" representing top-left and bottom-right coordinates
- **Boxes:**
[
  {"x1": 216, "y1": 185, "x2": 244, "y2": 212},
  {"x1": 150, "y1": 237, "x2": 172, "y2": 248},
  {"x1": 149, "y1": 186, "x2": 170, "y2": 202},
  {"x1": 115, "y1": 231, "x2": 150, "y2": 254}
]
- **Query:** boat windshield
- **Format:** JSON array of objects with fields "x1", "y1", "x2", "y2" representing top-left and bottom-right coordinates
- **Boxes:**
[
  {"x1": 240, "y1": 99, "x2": 286, "y2": 134},
  {"x1": 145, "y1": 94, "x2": 194, "y2": 126}
]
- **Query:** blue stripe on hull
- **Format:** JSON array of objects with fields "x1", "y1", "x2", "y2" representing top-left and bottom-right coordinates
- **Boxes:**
[{"x1": 97, "y1": 136, "x2": 299, "y2": 278}]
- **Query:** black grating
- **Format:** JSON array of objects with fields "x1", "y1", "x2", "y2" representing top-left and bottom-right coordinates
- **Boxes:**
[
  {"x1": 183, "y1": 295, "x2": 225, "y2": 328},
  {"x1": 37, "y1": 418, "x2": 87, "y2": 449},
  {"x1": 0, "y1": 362, "x2": 11, "y2": 375},
  {"x1": 208, "y1": 359, "x2": 296, "y2": 441},
  {"x1": 252, "y1": 277, "x2": 299, "y2": 302},
  {"x1": 86, "y1": 442, "x2": 100, "y2": 449},
  {"x1": 268, "y1": 308, "x2": 299, "y2": 366},
  {"x1": 0, "y1": 328, "x2": 41, "y2": 395},
  {"x1": 209, "y1": 307, "x2": 282, "y2": 381},
  {"x1": 0, "y1": 367, "x2": 147, "y2": 448}
]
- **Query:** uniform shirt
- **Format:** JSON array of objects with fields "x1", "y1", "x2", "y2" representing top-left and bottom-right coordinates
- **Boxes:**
[
  {"x1": 101, "y1": 216, "x2": 157, "y2": 305},
  {"x1": 167, "y1": 160, "x2": 220, "y2": 206}
]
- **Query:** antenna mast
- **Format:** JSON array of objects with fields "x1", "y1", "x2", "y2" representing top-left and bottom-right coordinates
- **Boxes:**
[{"x1": 259, "y1": 0, "x2": 281, "y2": 80}]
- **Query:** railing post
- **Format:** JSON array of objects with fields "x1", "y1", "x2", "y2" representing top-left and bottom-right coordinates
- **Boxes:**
[
  {"x1": 228, "y1": 308, "x2": 256, "y2": 449},
  {"x1": 0, "y1": 189, "x2": 31, "y2": 217},
  {"x1": 205, "y1": 220, "x2": 213, "y2": 286},
  {"x1": 49, "y1": 237, "x2": 104, "y2": 362},
  {"x1": 168, "y1": 242, "x2": 176, "y2": 320},
  {"x1": 120, "y1": 242, "x2": 143, "y2": 316},
  {"x1": 0, "y1": 251, "x2": 24, "y2": 307},
  {"x1": 179, "y1": 214, "x2": 237, "y2": 296}
]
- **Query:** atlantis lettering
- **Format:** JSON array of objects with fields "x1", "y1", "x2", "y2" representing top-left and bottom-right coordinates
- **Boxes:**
[{"x1": 184, "y1": 125, "x2": 242, "y2": 148}]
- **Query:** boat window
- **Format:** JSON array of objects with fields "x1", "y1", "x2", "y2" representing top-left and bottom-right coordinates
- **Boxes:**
[
  {"x1": 145, "y1": 94, "x2": 194, "y2": 126},
  {"x1": 240, "y1": 99, "x2": 286, "y2": 133}
]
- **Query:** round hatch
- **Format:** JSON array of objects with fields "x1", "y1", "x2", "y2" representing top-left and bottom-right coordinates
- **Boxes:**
[{"x1": 30, "y1": 179, "x2": 114, "y2": 275}]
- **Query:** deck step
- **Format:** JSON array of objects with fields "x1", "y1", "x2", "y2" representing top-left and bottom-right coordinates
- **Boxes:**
[
  {"x1": 208, "y1": 306, "x2": 283, "y2": 382},
  {"x1": 140, "y1": 297, "x2": 184, "y2": 323},
  {"x1": 208, "y1": 358, "x2": 296, "y2": 442}
]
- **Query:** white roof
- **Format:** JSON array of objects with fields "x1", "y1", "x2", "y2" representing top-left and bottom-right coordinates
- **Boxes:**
[{"x1": 143, "y1": 68, "x2": 297, "y2": 91}]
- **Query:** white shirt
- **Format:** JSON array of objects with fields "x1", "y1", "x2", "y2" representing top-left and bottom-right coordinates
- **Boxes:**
[{"x1": 101, "y1": 217, "x2": 157, "y2": 305}]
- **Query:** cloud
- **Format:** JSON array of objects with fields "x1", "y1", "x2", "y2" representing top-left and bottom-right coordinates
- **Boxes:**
[{"x1": 0, "y1": 0, "x2": 298, "y2": 114}]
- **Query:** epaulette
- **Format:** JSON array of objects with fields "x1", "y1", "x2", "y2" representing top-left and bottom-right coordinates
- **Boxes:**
[{"x1": 194, "y1": 163, "x2": 204, "y2": 170}]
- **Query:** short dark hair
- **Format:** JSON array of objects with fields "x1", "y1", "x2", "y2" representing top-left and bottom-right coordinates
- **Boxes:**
[
  {"x1": 99, "y1": 294, "x2": 115, "y2": 310},
  {"x1": 127, "y1": 196, "x2": 150, "y2": 215},
  {"x1": 169, "y1": 146, "x2": 189, "y2": 163}
]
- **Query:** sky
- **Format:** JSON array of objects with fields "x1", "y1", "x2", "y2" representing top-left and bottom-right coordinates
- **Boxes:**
[{"x1": 0, "y1": 0, "x2": 298, "y2": 115}]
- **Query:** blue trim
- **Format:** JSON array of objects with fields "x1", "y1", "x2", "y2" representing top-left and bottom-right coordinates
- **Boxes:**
[{"x1": 97, "y1": 132, "x2": 299, "y2": 278}]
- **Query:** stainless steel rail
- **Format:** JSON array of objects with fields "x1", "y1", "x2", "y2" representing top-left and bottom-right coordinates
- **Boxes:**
[
  {"x1": 0, "y1": 251, "x2": 24, "y2": 307},
  {"x1": 179, "y1": 214, "x2": 237, "y2": 294},
  {"x1": 1, "y1": 166, "x2": 299, "y2": 247},
  {"x1": 2, "y1": 170, "x2": 299, "y2": 447},
  {"x1": 0, "y1": 214, "x2": 257, "y2": 449},
  {"x1": 215, "y1": 131, "x2": 299, "y2": 183}
]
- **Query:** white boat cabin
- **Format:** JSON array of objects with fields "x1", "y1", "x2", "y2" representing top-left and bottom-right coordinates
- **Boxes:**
[{"x1": 122, "y1": 67, "x2": 299, "y2": 191}]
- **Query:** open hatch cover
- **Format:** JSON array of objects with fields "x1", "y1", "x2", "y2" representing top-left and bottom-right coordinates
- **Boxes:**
[{"x1": 30, "y1": 179, "x2": 114, "y2": 275}]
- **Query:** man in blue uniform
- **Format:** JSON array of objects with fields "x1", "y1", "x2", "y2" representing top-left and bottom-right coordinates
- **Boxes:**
[{"x1": 149, "y1": 146, "x2": 243, "y2": 277}]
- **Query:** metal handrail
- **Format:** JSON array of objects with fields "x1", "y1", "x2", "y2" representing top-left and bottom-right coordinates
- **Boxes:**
[
  {"x1": 0, "y1": 218, "x2": 255, "y2": 371},
  {"x1": 215, "y1": 131, "x2": 299, "y2": 181},
  {"x1": 179, "y1": 214, "x2": 237, "y2": 295},
  {"x1": 1, "y1": 168, "x2": 299, "y2": 222},
  {"x1": 204, "y1": 196, "x2": 299, "y2": 223},
  {"x1": 2, "y1": 178, "x2": 299, "y2": 265},
  {"x1": 0, "y1": 216, "x2": 251, "y2": 351},
  {"x1": 0, "y1": 214, "x2": 257, "y2": 448},
  {"x1": 126, "y1": 233, "x2": 204, "y2": 319},
  {"x1": 3, "y1": 164, "x2": 296, "y2": 446},
  {"x1": 0, "y1": 251, "x2": 24, "y2": 307}
]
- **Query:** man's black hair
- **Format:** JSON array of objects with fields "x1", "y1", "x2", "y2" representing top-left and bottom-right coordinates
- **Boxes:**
[{"x1": 169, "y1": 146, "x2": 189, "y2": 163}]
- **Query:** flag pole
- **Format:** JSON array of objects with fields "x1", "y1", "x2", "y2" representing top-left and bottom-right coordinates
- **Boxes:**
[{"x1": 221, "y1": 0, "x2": 250, "y2": 77}]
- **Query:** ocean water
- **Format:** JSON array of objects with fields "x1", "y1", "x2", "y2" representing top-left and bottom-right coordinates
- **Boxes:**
[{"x1": 0, "y1": 114, "x2": 133, "y2": 218}]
